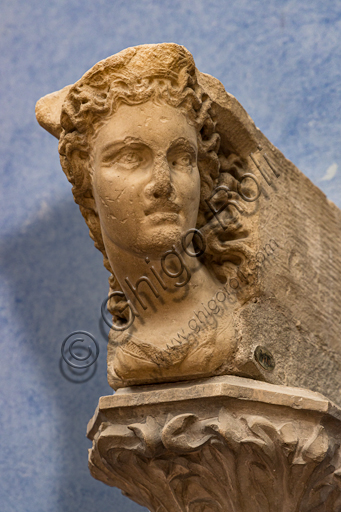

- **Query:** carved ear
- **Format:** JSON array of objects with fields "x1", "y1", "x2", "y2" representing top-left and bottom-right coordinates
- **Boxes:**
[{"x1": 35, "y1": 84, "x2": 73, "y2": 139}]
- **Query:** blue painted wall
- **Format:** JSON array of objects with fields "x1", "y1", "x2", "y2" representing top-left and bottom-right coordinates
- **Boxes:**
[{"x1": 0, "y1": 1, "x2": 340, "y2": 511}]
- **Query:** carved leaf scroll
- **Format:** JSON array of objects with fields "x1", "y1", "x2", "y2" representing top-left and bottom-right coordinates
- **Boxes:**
[{"x1": 89, "y1": 409, "x2": 341, "y2": 512}]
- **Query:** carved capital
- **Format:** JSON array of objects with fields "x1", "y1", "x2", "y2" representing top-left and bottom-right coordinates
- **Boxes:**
[{"x1": 87, "y1": 376, "x2": 341, "y2": 511}]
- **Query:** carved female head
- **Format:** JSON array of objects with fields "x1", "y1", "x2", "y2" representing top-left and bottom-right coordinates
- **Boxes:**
[
  {"x1": 36, "y1": 43, "x2": 266, "y2": 388},
  {"x1": 58, "y1": 44, "x2": 221, "y2": 266},
  {"x1": 56, "y1": 44, "x2": 251, "y2": 317}
]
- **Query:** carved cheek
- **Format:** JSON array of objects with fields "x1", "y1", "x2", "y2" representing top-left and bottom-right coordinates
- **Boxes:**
[
  {"x1": 92, "y1": 169, "x2": 121, "y2": 223},
  {"x1": 181, "y1": 166, "x2": 200, "y2": 210}
]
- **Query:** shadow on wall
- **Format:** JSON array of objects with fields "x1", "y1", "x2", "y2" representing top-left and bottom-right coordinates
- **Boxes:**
[{"x1": 0, "y1": 197, "x2": 147, "y2": 512}]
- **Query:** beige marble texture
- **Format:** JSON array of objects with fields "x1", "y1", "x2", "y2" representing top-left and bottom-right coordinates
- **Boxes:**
[
  {"x1": 87, "y1": 375, "x2": 341, "y2": 512},
  {"x1": 36, "y1": 43, "x2": 341, "y2": 406}
]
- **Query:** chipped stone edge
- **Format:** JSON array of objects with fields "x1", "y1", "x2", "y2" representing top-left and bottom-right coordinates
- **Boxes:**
[{"x1": 87, "y1": 375, "x2": 341, "y2": 440}]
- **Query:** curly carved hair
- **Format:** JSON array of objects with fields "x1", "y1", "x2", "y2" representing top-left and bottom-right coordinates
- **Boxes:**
[{"x1": 58, "y1": 44, "x2": 250, "y2": 319}]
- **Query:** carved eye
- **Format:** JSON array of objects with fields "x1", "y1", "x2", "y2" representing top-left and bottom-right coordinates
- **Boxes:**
[
  {"x1": 171, "y1": 152, "x2": 193, "y2": 170},
  {"x1": 116, "y1": 150, "x2": 143, "y2": 168},
  {"x1": 101, "y1": 144, "x2": 151, "y2": 170}
]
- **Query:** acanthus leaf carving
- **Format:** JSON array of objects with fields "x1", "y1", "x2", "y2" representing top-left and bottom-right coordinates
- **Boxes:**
[{"x1": 89, "y1": 406, "x2": 341, "y2": 512}]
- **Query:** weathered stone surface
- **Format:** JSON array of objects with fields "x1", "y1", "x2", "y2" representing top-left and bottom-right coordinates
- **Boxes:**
[
  {"x1": 35, "y1": 42, "x2": 341, "y2": 512},
  {"x1": 36, "y1": 43, "x2": 341, "y2": 406},
  {"x1": 87, "y1": 375, "x2": 341, "y2": 512}
]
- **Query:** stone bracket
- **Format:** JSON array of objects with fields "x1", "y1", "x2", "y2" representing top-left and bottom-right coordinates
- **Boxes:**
[{"x1": 87, "y1": 376, "x2": 341, "y2": 511}]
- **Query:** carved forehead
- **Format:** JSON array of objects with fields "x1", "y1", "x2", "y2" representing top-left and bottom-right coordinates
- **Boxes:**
[{"x1": 93, "y1": 101, "x2": 198, "y2": 161}]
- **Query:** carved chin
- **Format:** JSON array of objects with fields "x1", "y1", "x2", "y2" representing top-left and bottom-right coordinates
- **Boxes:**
[{"x1": 133, "y1": 225, "x2": 184, "y2": 255}]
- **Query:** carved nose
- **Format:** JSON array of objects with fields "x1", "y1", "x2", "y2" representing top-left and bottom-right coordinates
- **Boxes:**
[{"x1": 145, "y1": 157, "x2": 174, "y2": 199}]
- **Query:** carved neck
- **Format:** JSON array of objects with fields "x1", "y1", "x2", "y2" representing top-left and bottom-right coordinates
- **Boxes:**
[{"x1": 103, "y1": 233, "x2": 221, "y2": 325}]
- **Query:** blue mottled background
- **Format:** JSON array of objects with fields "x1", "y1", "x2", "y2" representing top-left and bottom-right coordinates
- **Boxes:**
[{"x1": 0, "y1": 1, "x2": 340, "y2": 511}]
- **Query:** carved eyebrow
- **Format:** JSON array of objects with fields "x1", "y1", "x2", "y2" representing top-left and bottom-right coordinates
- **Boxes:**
[
  {"x1": 100, "y1": 137, "x2": 145, "y2": 157},
  {"x1": 167, "y1": 137, "x2": 197, "y2": 155}
]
